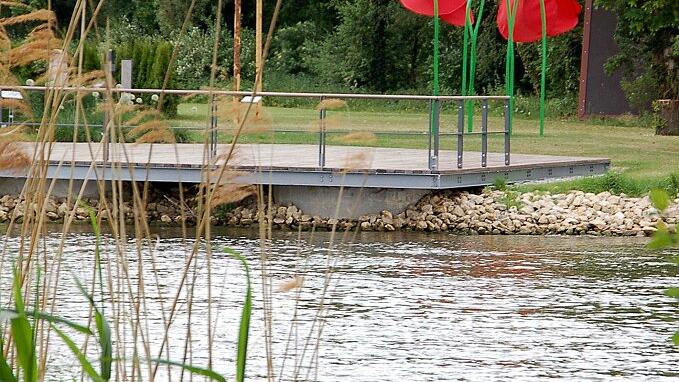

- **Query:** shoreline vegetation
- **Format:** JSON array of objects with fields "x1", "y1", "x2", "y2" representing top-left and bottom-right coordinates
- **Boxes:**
[
  {"x1": 0, "y1": 1, "x2": 676, "y2": 380},
  {"x1": 4, "y1": 186, "x2": 677, "y2": 237}
]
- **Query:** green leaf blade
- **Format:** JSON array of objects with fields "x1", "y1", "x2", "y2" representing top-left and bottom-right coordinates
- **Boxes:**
[
  {"x1": 11, "y1": 270, "x2": 36, "y2": 382},
  {"x1": 665, "y1": 287, "x2": 679, "y2": 299},
  {"x1": 152, "y1": 359, "x2": 226, "y2": 382},
  {"x1": 227, "y1": 248, "x2": 252, "y2": 382},
  {"x1": 648, "y1": 231, "x2": 674, "y2": 249},
  {"x1": 52, "y1": 325, "x2": 104, "y2": 382},
  {"x1": 73, "y1": 277, "x2": 112, "y2": 381},
  {"x1": 95, "y1": 309, "x2": 113, "y2": 381},
  {"x1": 0, "y1": 309, "x2": 93, "y2": 336},
  {"x1": 650, "y1": 189, "x2": 670, "y2": 212},
  {"x1": 0, "y1": 354, "x2": 17, "y2": 382}
]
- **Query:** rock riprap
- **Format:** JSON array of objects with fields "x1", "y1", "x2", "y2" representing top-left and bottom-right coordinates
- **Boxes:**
[{"x1": 0, "y1": 190, "x2": 677, "y2": 236}]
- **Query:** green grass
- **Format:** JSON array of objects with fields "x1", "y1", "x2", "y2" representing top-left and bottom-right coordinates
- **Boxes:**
[
  {"x1": 172, "y1": 102, "x2": 679, "y2": 189},
  {"x1": 512, "y1": 172, "x2": 679, "y2": 197}
]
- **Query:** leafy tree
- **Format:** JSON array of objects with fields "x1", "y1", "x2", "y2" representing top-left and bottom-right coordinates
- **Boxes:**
[
  {"x1": 153, "y1": 0, "x2": 213, "y2": 36},
  {"x1": 309, "y1": 0, "x2": 432, "y2": 92},
  {"x1": 277, "y1": 0, "x2": 337, "y2": 32}
]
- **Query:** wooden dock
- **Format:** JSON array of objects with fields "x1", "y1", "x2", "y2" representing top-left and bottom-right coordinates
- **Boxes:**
[{"x1": 2, "y1": 142, "x2": 610, "y2": 189}]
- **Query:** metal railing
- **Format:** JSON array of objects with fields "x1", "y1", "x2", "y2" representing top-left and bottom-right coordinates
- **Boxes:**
[{"x1": 2, "y1": 86, "x2": 511, "y2": 171}]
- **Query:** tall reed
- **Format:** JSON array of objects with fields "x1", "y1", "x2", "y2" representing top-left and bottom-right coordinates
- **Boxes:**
[{"x1": 0, "y1": 0, "x2": 344, "y2": 381}]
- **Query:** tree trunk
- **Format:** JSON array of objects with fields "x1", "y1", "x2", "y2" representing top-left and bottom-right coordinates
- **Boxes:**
[
  {"x1": 255, "y1": 0, "x2": 263, "y2": 92},
  {"x1": 233, "y1": 0, "x2": 242, "y2": 124},
  {"x1": 233, "y1": 0, "x2": 241, "y2": 92},
  {"x1": 656, "y1": 99, "x2": 679, "y2": 136}
]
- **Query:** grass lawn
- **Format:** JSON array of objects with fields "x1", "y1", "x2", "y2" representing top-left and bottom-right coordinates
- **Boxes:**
[{"x1": 171, "y1": 102, "x2": 679, "y2": 194}]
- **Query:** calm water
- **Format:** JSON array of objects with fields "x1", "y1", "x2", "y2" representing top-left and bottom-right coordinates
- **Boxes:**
[{"x1": 2, "y1": 229, "x2": 678, "y2": 381}]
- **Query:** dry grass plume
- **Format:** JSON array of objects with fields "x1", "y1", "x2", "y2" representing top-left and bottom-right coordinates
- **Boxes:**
[
  {"x1": 316, "y1": 98, "x2": 348, "y2": 111},
  {"x1": 336, "y1": 131, "x2": 378, "y2": 145},
  {"x1": 0, "y1": 141, "x2": 30, "y2": 171}
]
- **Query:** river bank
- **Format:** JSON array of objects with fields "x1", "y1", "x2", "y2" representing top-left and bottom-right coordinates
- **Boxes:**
[{"x1": 2, "y1": 189, "x2": 677, "y2": 236}]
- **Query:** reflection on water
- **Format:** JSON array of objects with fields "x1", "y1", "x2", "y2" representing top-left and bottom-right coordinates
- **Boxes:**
[{"x1": 2, "y1": 229, "x2": 678, "y2": 381}]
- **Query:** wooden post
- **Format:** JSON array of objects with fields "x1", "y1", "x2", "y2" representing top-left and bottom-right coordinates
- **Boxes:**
[
  {"x1": 577, "y1": 0, "x2": 593, "y2": 118},
  {"x1": 233, "y1": 0, "x2": 242, "y2": 124},
  {"x1": 234, "y1": 0, "x2": 242, "y2": 93},
  {"x1": 254, "y1": 0, "x2": 263, "y2": 117},
  {"x1": 255, "y1": 0, "x2": 263, "y2": 92}
]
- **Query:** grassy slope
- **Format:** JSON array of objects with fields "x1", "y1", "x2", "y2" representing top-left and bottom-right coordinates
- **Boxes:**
[{"x1": 172, "y1": 103, "x2": 679, "y2": 194}]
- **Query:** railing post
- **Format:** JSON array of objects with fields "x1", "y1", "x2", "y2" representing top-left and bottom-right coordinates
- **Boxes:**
[
  {"x1": 428, "y1": 99, "x2": 440, "y2": 171},
  {"x1": 457, "y1": 99, "x2": 464, "y2": 169},
  {"x1": 432, "y1": 99, "x2": 440, "y2": 171},
  {"x1": 318, "y1": 96, "x2": 326, "y2": 169},
  {"x1": 504, "y1": 99, "x2": 511, "y2": 166},
  {"x1": 102, "y1": 107, "x2": 110, "y2": 163},
  {"x1": 210, "y1": 94, "x2": 217, "y2": 158},
  {"x1": 481, "y1": 99, "x2": 488, "y2": 168},
  {"x1": 102, "y1": 49, "x2": 114, "y2": 164},
  {"x1": 427, "y1": 100, "x2": 433, "y2": 169}
]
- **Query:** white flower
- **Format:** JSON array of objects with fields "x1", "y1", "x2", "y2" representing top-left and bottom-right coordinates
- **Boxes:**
[
  {"x1": 191, "y1": 106, "x2": 197, "y2": 112},
  {"x1": 115, "y1": 83, "x2": 123, "y2": 89},
  {"x1": 136, "y1": 97, "x2": 143, "y2": 104},
  {"x1": 151, "y1": 94, "x2": 159, "y2": 102},
  {"x1": 25, "y1": 79, "x2": 35, "y2": 86},
  {"x1": 120, "y1": 93, "x2": 134, "y2": 102},
  {"x1": 58, "y1": 105, "x2": 64, "y2": 110},
  {"x1": 92, "y1": 91, "x2": 100, "y2": 99},
  {"x1": 127, "y1": 100, "x2": 134, "y2": 106}
]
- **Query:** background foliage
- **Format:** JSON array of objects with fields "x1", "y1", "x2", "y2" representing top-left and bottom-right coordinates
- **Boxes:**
[{"x1": 26, "y1": 0, "x2": 677, "y2": 114}]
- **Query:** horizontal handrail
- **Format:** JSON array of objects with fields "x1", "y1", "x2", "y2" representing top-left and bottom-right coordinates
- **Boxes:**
[
  {"x1": 4, "y1": 85, "x2": 510, "y2": 102},
  {"x1": 1, "y1": 86, "x2": 512, "y2": 171},
  {"x1": 2, "y1": 121, "x2": 508, "y2": 136}
]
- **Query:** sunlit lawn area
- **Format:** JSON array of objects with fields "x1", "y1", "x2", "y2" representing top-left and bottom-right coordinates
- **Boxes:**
[{"x1": 171, "y1": 102, "x2": 679, "y2": 183}]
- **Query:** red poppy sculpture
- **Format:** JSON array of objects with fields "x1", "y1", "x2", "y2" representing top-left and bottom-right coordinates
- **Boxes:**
[
  {"x1": 401, "y1": 0, "x2": 581, "y2": 137},
  {"x1": 400, "y1": 0, "x2": 473, "y2": 161},
  {"x1": 399, "y1": 0, "x2": 471, "y2": 98},
  {"x1": 497, "y1": 0, "x2": 581, "y2": 135}
]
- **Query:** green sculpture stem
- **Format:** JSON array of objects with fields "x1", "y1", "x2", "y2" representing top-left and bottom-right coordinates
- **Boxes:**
[
  {"x1": 461, "y1": 2, "x2": 469, "y2": 99},
  {"x1": 432, "y1": 0, "x2": 440, "y2": 144},
  {"x1": 539, "y1": 0, "x2": 547, "y2": 136},
  {"x1": 433, "y1": 0, "x2": 440, "y2": 96},
  {"x1": 505, "y1": 0, "x2": 518, "y2": 135},
  {"x1": 466, "y1": 0, "x2": 485, "y2": 133}
]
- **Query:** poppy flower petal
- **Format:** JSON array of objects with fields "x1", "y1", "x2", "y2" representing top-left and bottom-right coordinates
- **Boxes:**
[
  {"x1": 497, "y1": 0, "x2": 581, "y2": 43},
  {"x1": 548, "y1": 0, "x2": 581, "y2": 36},
  {"x1": 440, "y1": 5, "x2": 474, "y2": 27},
  {"x1": 400, "y1": 0, "x2": 468, "y2": 17}
]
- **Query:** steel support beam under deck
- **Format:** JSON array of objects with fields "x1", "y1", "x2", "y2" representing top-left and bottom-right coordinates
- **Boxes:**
[{"x1": 0, "y1": 160, "x2": 611, "y2": 190}]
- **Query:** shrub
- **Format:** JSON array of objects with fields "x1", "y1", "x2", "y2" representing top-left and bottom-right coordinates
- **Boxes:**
[{"x1": 114, "y1": 38, "x2": 179, "y2": 116}]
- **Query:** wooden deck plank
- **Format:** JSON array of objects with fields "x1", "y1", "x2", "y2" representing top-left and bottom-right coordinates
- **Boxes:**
[{"x1": 27, "y1": 143, "x2": 609, "y2": 174}]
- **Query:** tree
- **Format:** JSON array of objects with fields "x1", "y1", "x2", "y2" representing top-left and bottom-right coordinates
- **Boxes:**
[
  {"x1": 309, "y1": 0, "x2": 432, "y2": 92},
  {"x1": 153, "y1": 0, "x2": 213, "y2": 36}
]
